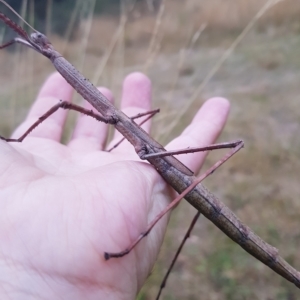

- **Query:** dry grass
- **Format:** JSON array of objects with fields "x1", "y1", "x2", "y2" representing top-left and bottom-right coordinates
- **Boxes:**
[
  {"x1": 1, "y1": 0, "x2": 300, "y2": 299},
  {"x1": 171, "y1": 0, "x2": 300, "y2": 30}
]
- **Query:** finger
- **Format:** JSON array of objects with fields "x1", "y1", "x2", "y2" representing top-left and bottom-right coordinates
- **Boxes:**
[
  {"x1": 107, "y1": 72, "x2": 152, "y2": 152},
  {"x1": 166, "y1": 97, "x2": 230, "y2": 174},
  {"x1": 69, "y1": 88, "x2": 114, "y2": 151},
  {"x1": 11, "y1": 72, "x2": 74, "y2": 141}
]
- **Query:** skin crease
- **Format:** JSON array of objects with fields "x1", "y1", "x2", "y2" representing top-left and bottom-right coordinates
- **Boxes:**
[{"x1": 0, "y1": 72, "x2": 230, "y2": 300}]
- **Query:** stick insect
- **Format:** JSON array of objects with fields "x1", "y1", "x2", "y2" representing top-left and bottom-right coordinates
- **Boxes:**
[{"x1": 0, "y1": 1, "x2": 299, "y2": 298}]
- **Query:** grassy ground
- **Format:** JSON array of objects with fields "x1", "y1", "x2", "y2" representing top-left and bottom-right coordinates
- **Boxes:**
[{"x1": 1, "y1": 0, "x2": 300, "y2": 299}]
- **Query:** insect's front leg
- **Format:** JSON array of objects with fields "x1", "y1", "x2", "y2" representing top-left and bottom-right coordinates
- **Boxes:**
[{"x1": 0, "y1": 101, "x2": 117, "y2": 143}]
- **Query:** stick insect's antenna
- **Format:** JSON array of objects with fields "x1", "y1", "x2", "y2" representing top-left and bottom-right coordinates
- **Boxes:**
[{"x1": 0, "y1": 0, "x2": 37, "y2": 32}]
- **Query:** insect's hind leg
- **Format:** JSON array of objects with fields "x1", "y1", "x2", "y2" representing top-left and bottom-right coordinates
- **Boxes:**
[{"x1": 104, "y1": 140, "x2": 244, "y2": 260}]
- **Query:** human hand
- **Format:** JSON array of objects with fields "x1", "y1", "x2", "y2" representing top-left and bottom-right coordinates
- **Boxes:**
[{"x1": 0, "y1": 72, "x2": 230, "y2": 299}]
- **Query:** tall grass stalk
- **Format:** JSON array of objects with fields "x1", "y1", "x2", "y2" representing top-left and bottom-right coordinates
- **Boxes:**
[
  {"x1": 143, "y1": 0, "x2": 165, "y2": 73},
  {"x1": 158, "y1": 0, "x2": 285, "y2": 141}
]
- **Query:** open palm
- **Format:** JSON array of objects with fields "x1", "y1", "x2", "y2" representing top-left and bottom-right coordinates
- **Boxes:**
[{"x1": 0, "y1": 72, "x2": 230, "y2": 299}]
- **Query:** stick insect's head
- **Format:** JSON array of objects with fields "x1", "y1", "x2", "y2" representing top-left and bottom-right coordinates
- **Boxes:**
[
  {"x1": 31, "y1": 32, "x2": 53, "y2": 49},
  {"x1": 0, "y1": 8, "x2": 54, "y2": 57},
  {"x1": 28, "y1": 31, "x2": 54, "y2": 58}
]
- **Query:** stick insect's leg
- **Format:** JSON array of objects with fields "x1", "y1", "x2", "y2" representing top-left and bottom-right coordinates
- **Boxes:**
[
  {"x1": 155, "y1": 140, "x2": 245, "y2": 298},
  {"x1": 106, "y1": 109, "x2": 160, "y2": 152},
  {"x1": 0, "y1": 37, "x2": 35, "y2": 51},
  {"x1": 0, "y1": 39, "x2": 17, "y2": 49},
  {"x1": 156, "y1": 211, "x2": 201, "y2": 300},
  {"x1": 130, "y1": 108, "x2": 160, "y2": 121},
  {"x1": 142, "y1": 140, "x2": 243, "y2": 159},
  {"x1": 104, "y1": 140, "x2": 244, "y2": 260},
  {"x1": 0, "y1": 101, "x2": 116, "y2": 142}
]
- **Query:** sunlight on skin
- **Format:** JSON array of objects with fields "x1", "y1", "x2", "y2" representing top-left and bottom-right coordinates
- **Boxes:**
[{"x1": 0, "y1": 72, "x2": 229, "y2": 299}]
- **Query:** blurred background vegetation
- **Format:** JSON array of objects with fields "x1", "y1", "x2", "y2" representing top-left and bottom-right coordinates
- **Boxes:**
[
  {"x1": 2, "y1": 0, "x2": 122, "y2": 37},
  {"x1": 1, "y1": 0, "x2": 300, "y2": 299}
]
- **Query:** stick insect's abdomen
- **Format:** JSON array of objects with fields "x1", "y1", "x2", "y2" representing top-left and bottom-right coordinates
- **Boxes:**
[{"x1": 156, "y1": 158, "x2": 300, "y2": 289}]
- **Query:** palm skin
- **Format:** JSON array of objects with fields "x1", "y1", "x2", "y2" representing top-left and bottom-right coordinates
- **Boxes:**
[{"x1": 0, "y1": 72, "x2": 230, "y2": 299}]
